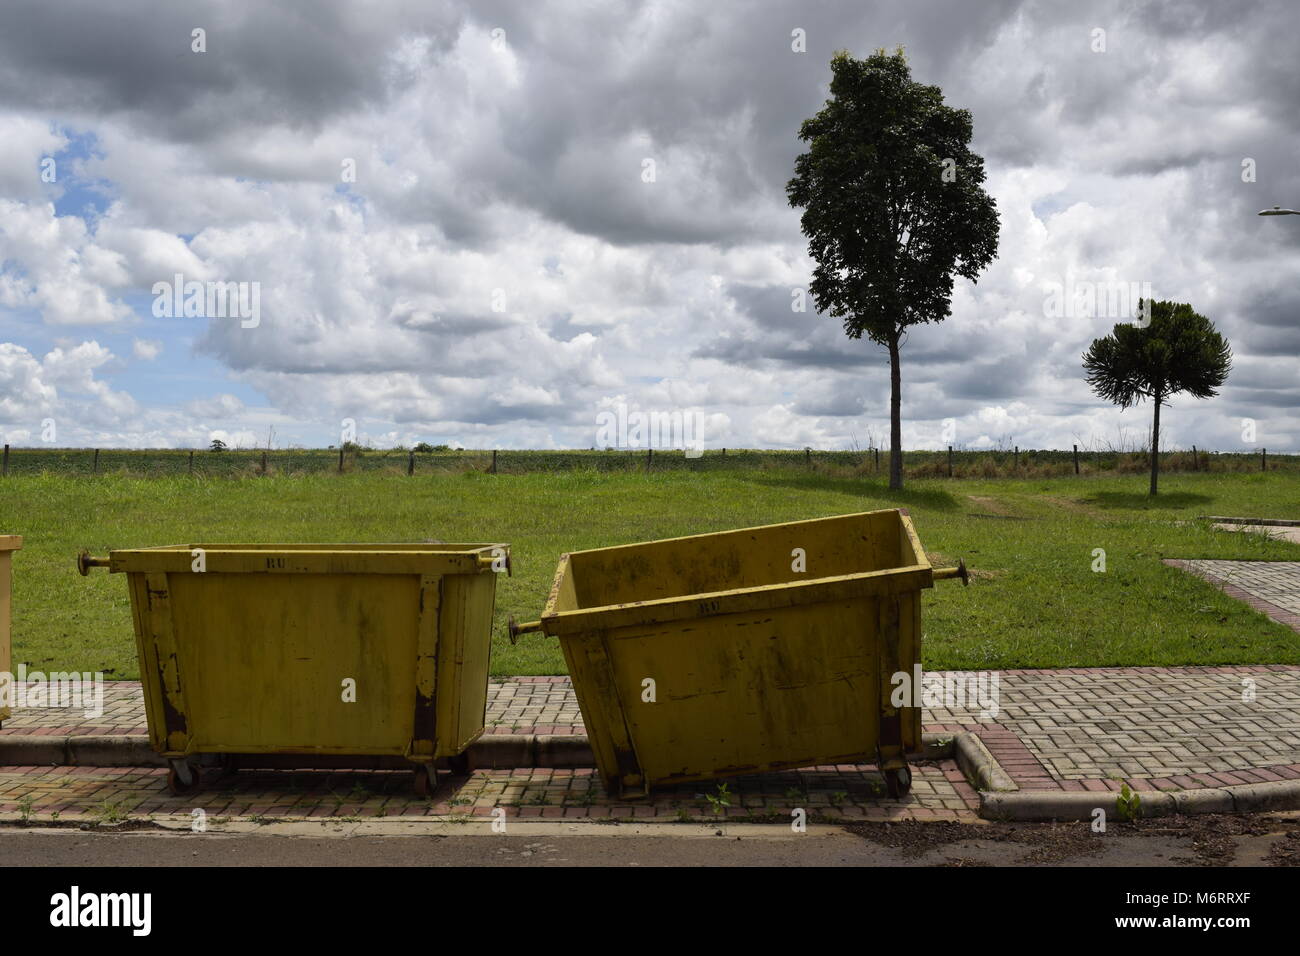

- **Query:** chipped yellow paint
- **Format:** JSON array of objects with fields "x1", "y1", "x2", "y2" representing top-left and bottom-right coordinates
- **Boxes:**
[
  {"x1": 103, "y1": 543, "x2": 504, "y2": 764},
  {"x1": 534, "y1": 510, "x2": 934, "y2": 796},
  {"x1": 0, "y1": 535, "x2": 21, "y2": 724}
]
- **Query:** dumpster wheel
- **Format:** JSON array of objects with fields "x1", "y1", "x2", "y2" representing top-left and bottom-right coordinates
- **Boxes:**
[
  {"x1": 166, "y1": 760, "x2": 202, "y2": 796},
  {"x1": 884, "y1": 765, "x2": 912, "y2": 799},
  {"x1": 413, "y1": 763, "x2": 438, "y2": 798}
]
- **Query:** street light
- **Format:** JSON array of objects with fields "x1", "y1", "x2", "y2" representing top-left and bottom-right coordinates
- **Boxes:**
[{"x1": 1258, "y1": 205, "x2": 1300, "y2": 216}]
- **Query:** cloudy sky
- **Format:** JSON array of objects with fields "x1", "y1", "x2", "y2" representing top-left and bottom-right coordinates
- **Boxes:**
[{"x1": 0, "y1": 0, "x2": 1296, "y2": 453}]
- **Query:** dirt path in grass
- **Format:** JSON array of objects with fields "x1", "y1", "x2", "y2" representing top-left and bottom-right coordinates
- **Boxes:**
[{"x1": 965, "y1": 495, "x2": 1027, "y2": 518}]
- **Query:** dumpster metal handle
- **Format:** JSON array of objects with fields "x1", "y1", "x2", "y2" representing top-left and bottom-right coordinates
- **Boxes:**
[
  {"x1": 78, "y1": 550, "x2": 109, "y2": 576},
  {"x1": 477, "y1": 552, "x2": 513, "y2": 576},
  {"x1": 507, "y1": 615, "x2": 543, "y2": 644},
  {"x1": 933, "y1": 559, "x2": 969, "y2": 586}
]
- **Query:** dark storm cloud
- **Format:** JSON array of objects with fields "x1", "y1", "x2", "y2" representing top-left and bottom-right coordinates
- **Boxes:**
[
  {"x1": 397, "y1": 310, "x2": 514, "y2": 337},
  {"x1": 942, "y1": 354, "x2": 1035, "y2": 401},
  {"x1": 697, "y1": 283, "x2": 878, "y2": 369},
  {"x1": 0, "y1": 1, "x2": 463, "y2": 141},
  {"x1": 790, "y1": 390, "x2": 868, "y2": 417},
  {"x1": 1228, "y1": 386, "x2": 1300, "y2": 409},
  {"x1": 696, "y1": 335, "x2": 876, "y2": 370},
  {"x1": 1214, "y1": 289, "x2": 1300, "y2": 368},
  {"x1": 460, "y1": 0, "x2": 1022, "y2": 245},
  {"x1": 3, "y1": 0, "x2": 1297, "y2": 448}
]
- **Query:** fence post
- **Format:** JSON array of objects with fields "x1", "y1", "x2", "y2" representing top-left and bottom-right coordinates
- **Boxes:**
[
  {"x1": 646, "y1": 447, "x2": 653, "y2": 472},
  {"x1": 338, "y1": 447, "x2": 344, "y2": 473},
  {"x1": 1073, "y1": 444, "x2": 1079, "y2": 475},
  {"x1": 2, "y1": 444, "x2": 7, "y2": 476},
  {"x1": 408, "y1": 450, "x2": 415, "y2": 476},
  {"x1": 1191, "y1": 445, "x2": 1197, "y2": 472},
  {"x1": 1014, "y1": 446, "x2": 1019, "y2": 471},
  {"x1": 875, "y1": 447, "x2": 880, "y2": 471},
  {"x1": 948, "y1": 446, "x2": 953, "y2": 477},
  {"x1": 1262, "y1": 448, "x2": 1266, "y2": 472},
  {"x1": 806, "y1": 447, "x2": 811, "y2": 468},
  {"x1": 490, "y1": 449, "x2": 498, "y2": 475},
  {"x1": 93, "y1": 448, "x2": 99, "y2": 474}
]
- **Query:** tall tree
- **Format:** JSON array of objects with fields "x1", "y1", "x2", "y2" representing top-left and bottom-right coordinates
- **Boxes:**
[
  {"x1": 1083, "y1": 300, "x2": 1232, "y2": 496},
  {"x1": 787, "y1": 48, "x2": 999, "y2": 490}
]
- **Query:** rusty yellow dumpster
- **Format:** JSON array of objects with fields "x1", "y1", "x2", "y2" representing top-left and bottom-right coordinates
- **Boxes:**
[
  {"x1": 0, "y1": 535, "x2": 20, "y2": 727},
  {"x1": 510, "y1": 509, "x2": 966, "y2": 798},
  {"x1": 78, "y1": 542, "x2": 509, "y2": 795}
]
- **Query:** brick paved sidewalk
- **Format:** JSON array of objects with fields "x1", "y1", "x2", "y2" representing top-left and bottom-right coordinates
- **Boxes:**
[
  {"x1": 3, "y1": 665, "x2": 1299, "y2": 825},
  {"x1": 1169, "y1": 559, "x2": 1300, "y2": 628}
]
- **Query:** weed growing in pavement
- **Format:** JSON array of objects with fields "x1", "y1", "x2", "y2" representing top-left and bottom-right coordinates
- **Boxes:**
[
  {"x1": 704, "y1": 782, "x2": 732, "y2": 816},
  {"x1": 93, "y1": 798, "x2": 130, "y2": 826},
  {"x1": 1116, "y1": 784, "x2": 1142, "y2": 822}
]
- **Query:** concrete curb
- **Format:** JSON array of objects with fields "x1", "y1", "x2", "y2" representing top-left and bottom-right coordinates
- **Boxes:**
[
  {"x1": 68, "y1": 735, "x2": 163, "y2": 767},
  {"x1": 473, "y1": 734, "x2": 593, "y2": 769},
  {"x1": 7, "y1": 729, "x2": 1300, "y2": 822},
  {"x1": 953, "y1": 732, "x2": 1017, "y2": 793},
  {"x1": 980, "y1": 778, "x2": 1300, "y2": 822},
  {"x1": 0, "y1": 732, "x2": 948, "y2": 772},
  {"x1": 0, "y1": 736, "x2": 72, "y2": 766},
  {"x1": 0, "y1": 733, "x2": 595, "y2": 771},
  {"x1": 1203, "y1": 515, "x2": 1300, "y2": 527}
]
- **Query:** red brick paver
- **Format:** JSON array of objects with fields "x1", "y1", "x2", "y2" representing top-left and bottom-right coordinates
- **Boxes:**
[{"x1": 5, "y1": 663, "x2": 1300, "y2": 823}]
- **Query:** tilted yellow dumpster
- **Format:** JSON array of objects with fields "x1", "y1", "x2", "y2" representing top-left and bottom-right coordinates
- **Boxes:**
[
  {"x1": 0, "y1": 535, "x2": 20, "y2": 727},
  {"x1": 78, "y1": 542, "x2": 508, "y2": 795},
  {"x1": 511, "y1": 509, "x2": 966, "y2": 798}
]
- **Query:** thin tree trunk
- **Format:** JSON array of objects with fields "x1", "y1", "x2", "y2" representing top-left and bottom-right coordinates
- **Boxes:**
[
  {"x1": 1149, "y1": 391, "x2": 1161, "y2": 496},
  {"x1": 888, "y1": 334, "x2": 903, "y2": 491}
]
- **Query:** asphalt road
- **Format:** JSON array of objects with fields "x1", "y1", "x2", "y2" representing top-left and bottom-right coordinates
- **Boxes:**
[{"x1": 2, "y1": 817, "x2": 1296, "y2": 866}]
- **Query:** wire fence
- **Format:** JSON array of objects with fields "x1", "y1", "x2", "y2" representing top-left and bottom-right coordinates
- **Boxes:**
[{"x1": 0, "y1": 443, "x2": 1295, "y2": 479}]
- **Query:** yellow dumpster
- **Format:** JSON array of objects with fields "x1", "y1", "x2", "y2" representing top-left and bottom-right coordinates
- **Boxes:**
[
  {"x1": 78, "y1": 542, "x2": 509, "y2": 795},
  {"x1": 510, "y1": 509, "x2": 966, "y2": 798},
  {"x1": 0, "y1": 535, "x2": 20, "y2": 727}
]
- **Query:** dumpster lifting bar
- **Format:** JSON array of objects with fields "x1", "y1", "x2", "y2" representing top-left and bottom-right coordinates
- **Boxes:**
[
  {"x1": 78, "y1": 549, "x2": 510, "y2": 576},
  {"x1": 933, "y1": 559, "x2": 969, "y2": 586},
  {"x1": 508, "y1": 559, "x2": 969, "y2": 642},
  {"x1": 78, "y1": 551, "x2": 109, "y2": 575}
]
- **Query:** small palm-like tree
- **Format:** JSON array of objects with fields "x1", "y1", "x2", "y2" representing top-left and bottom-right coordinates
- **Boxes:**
[{"x1": 1083, "y1": 300, "x2": 1232, "y2": 496}]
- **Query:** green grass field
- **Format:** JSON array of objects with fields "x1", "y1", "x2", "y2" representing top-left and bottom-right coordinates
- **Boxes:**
[{"x1": 2, "y1": 468, "x2": 1298, "y2": 678}]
